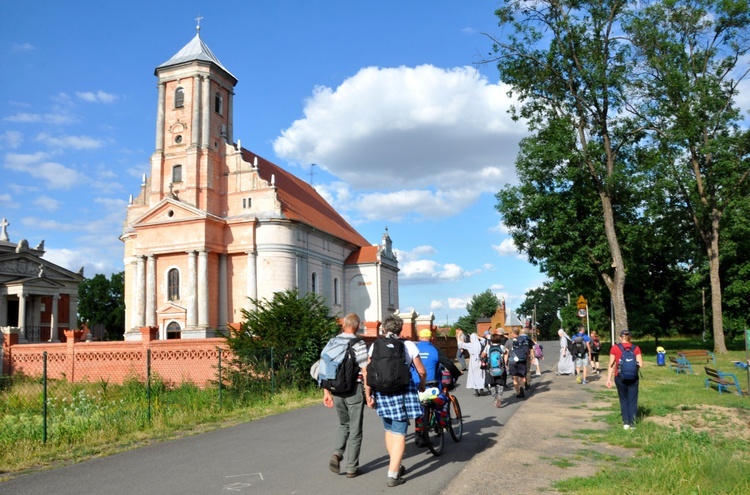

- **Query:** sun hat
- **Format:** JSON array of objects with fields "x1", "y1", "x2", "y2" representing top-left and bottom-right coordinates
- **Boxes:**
[{"x1": 418, "y1": 329, "x2": 432, "y2": 338}]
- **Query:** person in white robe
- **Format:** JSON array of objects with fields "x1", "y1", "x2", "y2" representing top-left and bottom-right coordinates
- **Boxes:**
[
  {"x1": 557, "y1": 329, "x2": 575, "y2": 375},
  {"x1": 457, "y1": 330, "x2": 486, "y2": 396}
]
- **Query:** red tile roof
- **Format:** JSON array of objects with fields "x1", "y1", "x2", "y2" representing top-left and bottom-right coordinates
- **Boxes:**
[
  {"x1": 241, "y1": 149, "x2": 370, "y2": 248},
  {"x1": 344, "y1": 245, "x2": 379, "y2": 264}
]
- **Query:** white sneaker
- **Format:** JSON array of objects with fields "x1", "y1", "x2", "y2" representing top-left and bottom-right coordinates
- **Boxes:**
[
  {"x1": 623, "y1": 424, "x2": 631, "y2": 430},
  {"x1": 534, "y1": 372, "x2": 541, "y2": 376}
]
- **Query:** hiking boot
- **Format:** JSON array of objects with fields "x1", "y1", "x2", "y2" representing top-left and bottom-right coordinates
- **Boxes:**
[
  {"x1": 581, "y1": 379, "x2": 588, "y2": 384},
  {"x1": 387, "y1": 477, "x2": 406, "y2": 487},
  {"x1": 329, "y1": 454, "x2": 341, "y2": 473},
  {"x1": 346, "y1": 468, "x2": 363, "y2": 478}
]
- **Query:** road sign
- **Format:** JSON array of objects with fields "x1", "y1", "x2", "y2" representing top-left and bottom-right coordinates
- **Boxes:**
[
  {"x1": 578, "y1": 308, "x2": 587, "y2": 318},
  {"x1": 576, "y1": 295, "x2": 587, "y2": 310}
]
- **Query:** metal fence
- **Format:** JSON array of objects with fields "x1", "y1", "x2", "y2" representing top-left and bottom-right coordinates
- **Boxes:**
[{"x1": 0, "y1": 346, "x2": 305, "y2": 447}]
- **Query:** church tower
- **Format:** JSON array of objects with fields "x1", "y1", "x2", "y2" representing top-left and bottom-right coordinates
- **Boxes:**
[{"x1": 151, "y1": 22, "x2": 237, "y2": 213}]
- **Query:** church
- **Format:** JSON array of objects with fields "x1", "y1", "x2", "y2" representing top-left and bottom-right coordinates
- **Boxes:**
[{"x1": 121, "y1": 29, "x2": 399, "y2": 340}]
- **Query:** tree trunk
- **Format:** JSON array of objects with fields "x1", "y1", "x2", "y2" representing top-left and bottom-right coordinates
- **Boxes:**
[
  {"x1": 707, "y1": 215, "x2": 727, "y2": 353},
  {"x1": 599, "y1": 193, "x2": 629, "y2": 334}
]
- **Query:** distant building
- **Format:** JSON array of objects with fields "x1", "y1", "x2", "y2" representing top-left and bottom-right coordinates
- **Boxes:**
[
  {"x1": 0, "y1": 218, "x2": 83, "y2": 342},
  {"x1": 121, "y1": 29, "x2": 399, "y2": 340},
  {"x1": 476, "y1": 299, "x2": 524, "y2": 335}
]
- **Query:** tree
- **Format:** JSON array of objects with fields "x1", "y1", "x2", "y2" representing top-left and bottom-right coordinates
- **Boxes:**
[
  {"x1": 77, "y1": 272, "x2": 125, "y2": 340},
  {"x1": 454, "y1": 289, "x2": 500, "y2": 333},
  {"x1": 487, "y1": 0, "x2": 638, "y2": 333},
  {"x1": 625, "y1": 0, "x2": 750, "y2": 353},
  {"x1": 225, "y1": 289, "x2": 340, "y2": 388},
  {"x1": 516, "y1": 282, "x2": 567, "y2": 339}
]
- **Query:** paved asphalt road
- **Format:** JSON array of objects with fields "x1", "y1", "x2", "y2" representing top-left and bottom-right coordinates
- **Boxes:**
[{"x1": 0, "y1": 341, "x2": 556, "y2": 495}]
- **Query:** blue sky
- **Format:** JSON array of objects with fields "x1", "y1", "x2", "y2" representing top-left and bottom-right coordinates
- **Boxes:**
[{"x1": 0, "y1": 0, "x2": 546, "y2": 325}]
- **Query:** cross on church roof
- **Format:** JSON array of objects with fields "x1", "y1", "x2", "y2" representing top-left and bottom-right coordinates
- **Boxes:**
[
  {"x1": 195, "y1": 15, "x2": 203, "y2": 33},
  {"x1": 0, "y1": 217, "x2": 9, "y2": 242}
]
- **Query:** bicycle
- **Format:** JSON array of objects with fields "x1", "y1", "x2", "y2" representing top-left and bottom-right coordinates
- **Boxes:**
[
  {"x1": 444, "y1": 384, "x2": 463, "y2": 442},
  {"x1": 415, "y1": 385, "x2": 446, "y2": 456}
]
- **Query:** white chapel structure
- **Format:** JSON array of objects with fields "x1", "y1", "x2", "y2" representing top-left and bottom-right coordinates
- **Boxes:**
[{"x1": 121, "y1": 29, "x2": 399, "y2": 340}]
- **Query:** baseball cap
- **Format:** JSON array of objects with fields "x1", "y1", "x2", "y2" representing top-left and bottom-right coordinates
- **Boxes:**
[
  {"x1": 620, "y1": 329, "x2": 631, "y2": 336},
  {"x1": 418, "y1": 329, "x2": 432, "y2": 338}
]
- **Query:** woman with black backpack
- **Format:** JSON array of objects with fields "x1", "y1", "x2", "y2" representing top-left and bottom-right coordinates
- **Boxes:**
[{"x1": 606, "y1": 329, "x2": 643, "y2": 430}]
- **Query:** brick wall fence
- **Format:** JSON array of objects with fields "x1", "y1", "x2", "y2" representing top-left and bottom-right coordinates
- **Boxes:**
[
  {"x1": 2, "y1": 327, "x2": 226, "y2": 388},
  {"x1": 1, "y1": 314, "x2": 455, "y2": 388}
]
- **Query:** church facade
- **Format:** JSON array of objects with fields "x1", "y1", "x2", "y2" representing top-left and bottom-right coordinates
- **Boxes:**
[{"x1": 121, "y1": 31, "x2": 399, "y2": 340}]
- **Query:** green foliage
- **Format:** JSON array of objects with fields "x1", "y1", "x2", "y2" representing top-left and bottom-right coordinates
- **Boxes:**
[
  {"x1": 224, "y1": 289, "x2": 340, "y2": 390},
  {"x1": 454, "y1": 288, "x2": 499, "y2": 333},
  {"x1": 77, "y1": 272, "x2": 125, "y2": 340}
]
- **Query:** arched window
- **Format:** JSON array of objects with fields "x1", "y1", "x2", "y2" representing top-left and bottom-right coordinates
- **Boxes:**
[
  {"x1": 311, "y1": 272, "x2": 317, "y2": 294},
  {"x1": 168, "y1": 268, "x2": 180, "y2": 301},
  {"x1": 388, "y1": 280, "x2": 393, "y2": 306},
  {"x1": 334, "y1": 277, "x2": 339, "y2": 305},
  {"x1": 166, "y1": 321, "x2": 181, "y2": 339},
  {"x1": 175, "y1": 87, "x2": 185, "y2": 108},
  {"x1": 172, "y1": 164, "x2": 182, "y2": 183},
  {"x1": 214, "y1": 92, "x2": 223, "y2": 114}
]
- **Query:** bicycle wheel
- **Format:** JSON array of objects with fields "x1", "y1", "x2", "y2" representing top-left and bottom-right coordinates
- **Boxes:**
[
  {"x1": 447, "y1": 394, "x2": 463, "y2": 442},
  {"x1": 425, "y1": 407, "x2": 444, "y2": 456}
]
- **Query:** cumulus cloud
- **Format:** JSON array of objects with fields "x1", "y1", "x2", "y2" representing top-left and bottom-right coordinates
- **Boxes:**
[
  {"x1": 32, "y1": 196, "x2": 61, "y2": 212},
  {"x1": 4, "y1": 151, "x2": 82, "y2": 189},
  {"x1": 0, "y1": 131, "x2": 23, "y2": 149},
  {"x1": 396, "y1": 245, "x2": 480, "y2": 284},
  {"x1": 492, "y1": 238, "x2": 521, "y2": 257},
  {"x1": 4, "y1": 112, "x2": 76, "y2": 125},
  {"x1": 12, "y1": 42, "x2": 36, "y2": 53},
  {"x1": 76, "y1": 91, "x2": 118, "y2": 104},
  {"x1": 273, "y1": 65, "x2": 525, "y2": 222}
]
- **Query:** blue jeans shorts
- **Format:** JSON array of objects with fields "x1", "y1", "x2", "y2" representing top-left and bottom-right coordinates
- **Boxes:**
[{"x1": 382, "y1": 417, "x2": 409, "y2": 436}]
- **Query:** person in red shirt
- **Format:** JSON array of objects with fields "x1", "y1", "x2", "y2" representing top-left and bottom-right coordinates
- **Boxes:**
[{"x1": 606, "y1": 329, "x2": 643, "y2": 429}]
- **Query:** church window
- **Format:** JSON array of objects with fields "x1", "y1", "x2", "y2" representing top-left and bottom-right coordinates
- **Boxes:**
[
  {"x1": 172, "y1": 165, "x2": 182, "y2": 183},
  {"x1": 214, "y1": 92, "x2": 223, "y2": 114},
  {"x1": 175, "y1": 87, "x2": 185, "y2": 108},
  {"x1": 334, "y1": 278, "x2": 339, "y2": 305},
  {"x1": 311, "y1": 272, "x2": 317, "y2": 294},
  {"x1": 168, "y1": 268, "x2": 180, "y2": 301},
  {"x1": 242, "y1": 197, "x2": 252, "y2": 209},
  {"x1": 166, "y1": 321, "x2": 181, "y2": 339},
  {"x1": 388, "y1": 280, "x2": 393, "y2": 306}
]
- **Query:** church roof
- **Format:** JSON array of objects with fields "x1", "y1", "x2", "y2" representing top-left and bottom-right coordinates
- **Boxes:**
[
  {"x1": 156, "y1": 33, "x2": 237, "y2": 83},
  {"x1": 241, "y1": 149, "x2": 370, "y2": 249}
]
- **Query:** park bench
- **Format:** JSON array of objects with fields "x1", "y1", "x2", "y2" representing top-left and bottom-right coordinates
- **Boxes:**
[
  {"x1": 669, "y1": 356, "x2": 694, "y2": 374},
  {"x1": 704, "y1": 367, "x2": 742, "y2": 396},
  {"x1": 677, "y1": 349, "x2": 715, "y2": 364}
]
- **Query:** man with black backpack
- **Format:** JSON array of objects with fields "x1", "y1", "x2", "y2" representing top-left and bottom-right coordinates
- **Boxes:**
[
  {"x1": 571, "y1": 325, "x2": 591, "y2": 384},
  {"x1": 506, "y1": 328, "x2": 531, "y2": 399},
  {"x1": 365, "y1": 315, "x2": 426, "y2": 487},
  {"x1": 322, "y1": 313, "x2": 369, "y2": 479},
  {"x1": 606, "y1": 329, "x2": 643, "y2": 430}
]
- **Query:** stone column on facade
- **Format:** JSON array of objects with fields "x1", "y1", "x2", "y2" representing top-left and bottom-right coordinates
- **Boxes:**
[
  {"x1": 68, "y1": 294, "x2": 77, "y2": 331},
  {"x1": 49, "y1": 294, "x2": 60, "y2": 342},
  {"x1": 246, "y1": 250, "x2": 257, "y2": 311},
  {"x1": 198, "y1": 250, "x2": 209, "y2": 329},
  {"x1": 18, "y1": 293, "x2": 27, "y2": 342},
  {"x1": 135, "y1": 256, "x2": 146, "y2": 329},
  {"x1": 146, "y1": 255, "x2": 156, "y2": 327},
  {"x1": 0, "y1": 294, "x2": 7, "y2": 327},
  {"x1": 187, "y1": 251, "x2": 198, "y2": 328},
  {"x1": 192, "y1": 74, "x2": 201, "y2": 146},
  {"x1": 218, "y1": 253, "x2": 227, "y2": 331},
  {"x1": 201, "y1": 76, "x2": 211, "y2": 149},
  {"x1": 226, "y1": 90, "x2": 233, "y2": 143},
  {"x1": 155, "y1": 82, "x2": 165, "y2": 151}
]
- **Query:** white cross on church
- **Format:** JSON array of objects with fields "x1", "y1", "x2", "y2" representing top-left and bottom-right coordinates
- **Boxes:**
[{"x1": 0, "y1": 218, "x2": 9, "y2": 242}]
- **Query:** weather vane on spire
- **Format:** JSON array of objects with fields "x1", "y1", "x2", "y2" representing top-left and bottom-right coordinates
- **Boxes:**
[{"x1": 195, "y1": 15, "x2": 203, "y2": 33}]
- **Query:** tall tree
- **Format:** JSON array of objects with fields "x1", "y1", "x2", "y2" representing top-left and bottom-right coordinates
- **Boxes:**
[
  {"x1": 488, "y1": 0, "x2": 638, "y2": 333},
  {"x1": 454, "y1": 289, "x2": 500, "y2": 333},
  {"x1": 77, "y1": 272, "x2": 125, "y2": 340},
  {"x1": 625, "y1": 0, "x2": 750, "y2": 352}
]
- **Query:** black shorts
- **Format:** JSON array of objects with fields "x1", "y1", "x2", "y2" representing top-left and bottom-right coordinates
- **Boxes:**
[
  {"x1": 509, "y1": 361, "x2": 527, "y2": 377},
  {"x1": 590, "y1": 353, "x2": 600, "y2": 363}
]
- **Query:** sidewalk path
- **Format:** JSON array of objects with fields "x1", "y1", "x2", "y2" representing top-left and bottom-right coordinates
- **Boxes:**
[{"x1": 442, "y1": 362, "x2": 634, "y2": 495}]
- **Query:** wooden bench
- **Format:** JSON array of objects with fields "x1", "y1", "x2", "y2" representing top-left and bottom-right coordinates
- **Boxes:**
[
  {"x1": 677, "y1": 349, "x2": 715, "y2": 364},
  {"x1": 669, "y1": 356, "x2": 693, "y2": 374},
  {"x1": 704, "y1": 367, "x2": 742, "y2": 396}
]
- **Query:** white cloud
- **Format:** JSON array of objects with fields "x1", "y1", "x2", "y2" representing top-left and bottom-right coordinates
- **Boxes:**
[
  {"x1": 430, "y1": 300, "x2": 445, "y2": 310},
  {"x1": 76, "y1": 91, "x2": 118, "y2": 104},
  {"x1": 273, "y1": 65, "x2": 525, "y2": 222},
  {"x1": 36, "y1": 132, "x2": 105, "y2": 149},
  {"x1": 12, "y1": 42, "x2": 36, "y2": 53},
  {"x1": 492, "y1": 238, "x2": 521, "y2": 257},
  {"x1": 4, "y1": 112, "x2": 76, "y2": 125},
  {"x1": 4, "y1": 152, "x2": 81, "y2": 189},
  {"x1": 32, "y1": 196, "x2": 61, "y2": 212},
  {"x1": 0, "y1": 193, "x2": 19, "y2": 209},
  {"x1": 447, "y1": 297, "x2": 469, "y2": 310},
  {"x1": 0, "y1": 131, "x2": 23, "y2": 149},
  {"x1": 397, "y1": 245, "x2": 478, "y2": 284}
]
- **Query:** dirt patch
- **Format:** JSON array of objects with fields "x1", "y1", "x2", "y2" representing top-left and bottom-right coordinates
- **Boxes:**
[
  {"x1": 647, "y1": 404, "x2": 750, "y2": 441},
  {"x1": 442, "y1": 373, "x2": 634, "y2": 495}
]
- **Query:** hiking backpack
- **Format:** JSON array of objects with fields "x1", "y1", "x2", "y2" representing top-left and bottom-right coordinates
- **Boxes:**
[
  {"x1": 366, "y1": 337, "x2": 412, "y2": 394},
  {"x1": 591, "y1": 338, "x2": 602, "y2": 353},
  {"x1": 617, "y1": 343, "x2": 639, "y2": 380},
  {"x1": 533, "y1": 343, "x2": 544, "y2": 359},
  {"x1": 572, "y1": 335, "x2": 587, "y2": 358},
  {"x1": 512, "y1": 336, "x2": 529, "y2": 363},
  {"x1": 487, "y1": 343, "x2": 505, "y2": 377},
  {"x1": 317, "y1": 336, "x2": 363, "y2": 395}
]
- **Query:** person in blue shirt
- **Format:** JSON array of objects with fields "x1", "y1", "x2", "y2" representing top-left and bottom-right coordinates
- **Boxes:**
[
  {"x1": 571, "y1": 325, "x2": 592, "y2": 384},
  {"x1": 411, "y1": 329, "x2": 461, "y2": 445}
]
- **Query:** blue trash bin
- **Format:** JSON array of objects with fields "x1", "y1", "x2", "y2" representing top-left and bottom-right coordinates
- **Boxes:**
[{"x1": 656, "y1": 347, "x2": 666, "y2": 366}]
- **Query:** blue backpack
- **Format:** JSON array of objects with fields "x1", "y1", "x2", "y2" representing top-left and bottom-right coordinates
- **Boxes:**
[
  {"x1": 617, "y1": 343, "x2": 639, "y2": 380},
  {"x1": 488, "y1": 344, "x2": 505, "y2": 377}
]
